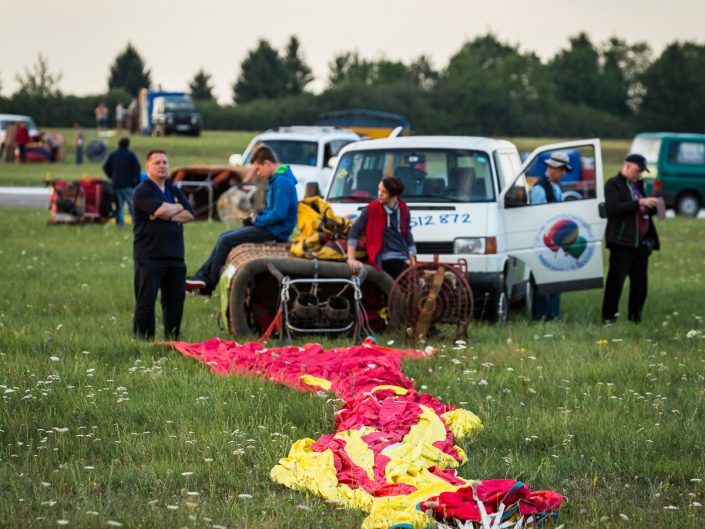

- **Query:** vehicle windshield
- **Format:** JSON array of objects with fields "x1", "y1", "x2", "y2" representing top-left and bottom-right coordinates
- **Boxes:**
[
  {"x1": 245, "y1": 140, "x2": 318, "y2": 167},
  {"x1": 164, "y1": 100, "x2": 196, "y2": 112},
  {"x1": 629, "y1": 136, "x2": 661, "y2": 165},
  {"x1": 327, "y1": 148, "x2": 495, "y2": 203}
]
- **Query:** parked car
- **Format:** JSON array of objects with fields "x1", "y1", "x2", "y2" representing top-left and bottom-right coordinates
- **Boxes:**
[
  {"x1": 629, "y1": 132, "x2": 705, "y2": 216},
  {"x1": 229, "y1": 126, "x2": 360, "y2": 199},
  {"x1": 324, "y1": 136, "x2": 606, "y2": 323},
  {"x1": 151, "y1": 94, "x2": 201, "y2": 136},
  {"x1": 0, "y1": 114, "x2": 39, "y2": 156}
]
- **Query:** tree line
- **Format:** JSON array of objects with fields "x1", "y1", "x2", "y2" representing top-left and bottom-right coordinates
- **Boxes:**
[{"x1": 2, "y1": 34, "x2": 704, "y2": 137}]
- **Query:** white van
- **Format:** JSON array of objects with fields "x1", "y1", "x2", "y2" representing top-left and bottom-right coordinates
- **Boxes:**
[
  {"x1": 324, "y1": 136, "x2": 606, "y2": 323},
  {"x1": 229, "y1": 126, "x2": 360, "y2": 199}
]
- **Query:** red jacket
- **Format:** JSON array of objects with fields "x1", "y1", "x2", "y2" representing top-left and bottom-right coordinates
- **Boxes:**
[
  {"x1": 365, "y1": 199, "x2": 409, "y2": 269},
  {"x1": 15, "y1": 125, "x2": 30, "y2": 146}
]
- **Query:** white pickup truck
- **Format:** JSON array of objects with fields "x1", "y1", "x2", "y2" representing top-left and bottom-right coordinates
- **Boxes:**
[{"x1": 324, "y1": 136, "x2": 606, "y2": 323}]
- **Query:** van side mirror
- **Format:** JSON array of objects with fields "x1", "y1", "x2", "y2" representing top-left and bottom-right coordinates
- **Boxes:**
[
  {"x1": 504, "y1": 186, "x2": 528, "y2": 208},
  {"x1": 229, "y1": 153, "x2": 243, "y2": 166},
  {"x1": 327, "y1": 156, "x2": 338, "y2": 169}
]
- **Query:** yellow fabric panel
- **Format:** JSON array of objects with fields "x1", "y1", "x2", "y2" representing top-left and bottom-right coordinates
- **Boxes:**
[
  {"x1": 441, "y1": 408, "x2": 484, "y2": 440},
  {"x1": 370, "y1": 385, "x2": 409, "y2": 395},
  {"x1": 335, "y1": 427, "x2": 378, "y2": 481},
  {"x1": 300, "y1": 374, "x2": 332, "y2": 391}
]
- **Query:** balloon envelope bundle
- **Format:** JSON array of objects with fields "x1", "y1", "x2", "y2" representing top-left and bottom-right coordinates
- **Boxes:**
[{"x1": 172, "y1": 338, "x2": 566, "y2": 529}]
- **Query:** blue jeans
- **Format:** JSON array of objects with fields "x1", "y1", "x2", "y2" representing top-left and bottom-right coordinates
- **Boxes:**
[
  {"x1": 533, "y1": 292, "x2": 561, "y2": 321},
  {"x1": 115, "y1": 187, "x2": 134, "y2": 225},
  {"x1": 195, "y1": 226, "x2": 275, "y2": 290}
]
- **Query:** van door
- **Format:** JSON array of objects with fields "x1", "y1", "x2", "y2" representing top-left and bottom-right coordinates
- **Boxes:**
[{"x1": 498, "y1": 139, "x2": 605, "y2": 294}]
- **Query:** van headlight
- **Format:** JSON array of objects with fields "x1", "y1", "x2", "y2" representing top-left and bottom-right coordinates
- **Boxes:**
[{"x1": 454, "y1": 237, "x2": 497, "y2": 254}]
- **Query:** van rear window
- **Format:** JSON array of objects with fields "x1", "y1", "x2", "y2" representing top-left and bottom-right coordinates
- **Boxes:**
[{"x1": 328, "y1": 148, "x2": 495, "y2": 203}]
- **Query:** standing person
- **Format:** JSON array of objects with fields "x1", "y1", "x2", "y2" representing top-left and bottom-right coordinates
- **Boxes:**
[
  {"x1": 602, "y1": 154, "x2": 660, "y2": 324},
  {"x1": 529, "y1": 152, "x2": 571, "y2": 321},
  {"x1": 127, "y1": 98, "x2": 139, "y2": 134},
  {"x1": 74, "y1": 123, "x2": 85, "y2": 164},
  {"x1": 14, "y1": 121, "x2": 30, "y2": 163},
  {"x1": 116, "y1": 102, "x2": 127, "y2": 132},
  {"x1": 132, "y1": 149, "x2": 194, "y2": 339},
  {"x1": 347, "y1": 176, "x2": 417, "y2": 279},
  {"x1": 103, "y1": 137, "x2": 141, "y2": 226},
  {"x1": 185, "y1": 145, "x2": 298, "y2": 296},
  {"x1": 3, "y1": 122, "x2": 16, "y2": 162}
]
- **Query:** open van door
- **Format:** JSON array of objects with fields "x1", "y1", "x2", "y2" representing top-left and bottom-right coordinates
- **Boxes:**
[{"x1": 498, "y1": 139, "x2": 606, "y2": 294}]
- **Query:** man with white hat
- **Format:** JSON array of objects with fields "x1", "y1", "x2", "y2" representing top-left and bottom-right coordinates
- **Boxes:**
[{"x1": 530, "y1": 152, "x2": 572, "y2": 321}]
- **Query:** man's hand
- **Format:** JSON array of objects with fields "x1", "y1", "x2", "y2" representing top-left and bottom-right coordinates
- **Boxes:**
[
  {"x1": 409, "y1": 254, "x2": 417, "y2": 267},
  {"x1": 348, "y1": 258, "x2": 364, "y2": 274},
  {"x1": 242, "y1": 216, "x2": 254, "y2": 226},
  {"x1": 639, "y1": 197, "x2": 659, "y2": 208}
]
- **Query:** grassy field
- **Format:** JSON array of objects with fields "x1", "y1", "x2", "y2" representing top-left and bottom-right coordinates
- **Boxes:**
[
  {"x1": 1, "y1": 204, "x2": 704, "y2": 529},
  {"x1": 0, "y1": 129, "x2": 631, "y2": 187}
]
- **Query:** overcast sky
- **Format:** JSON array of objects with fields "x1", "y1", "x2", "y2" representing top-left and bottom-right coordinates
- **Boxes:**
[{"x1": 3, "y1": 0, "x2": 704, "y2": 103}]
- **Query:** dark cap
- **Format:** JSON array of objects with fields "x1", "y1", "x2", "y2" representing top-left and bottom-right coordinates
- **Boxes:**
[{"x1": 625, "y1": 153, "x2": 649, "y2": 173}]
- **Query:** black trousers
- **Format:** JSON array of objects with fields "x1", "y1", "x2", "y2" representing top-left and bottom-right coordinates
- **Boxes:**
[
  {"x1": 601, "y1": 245, "x2": 650, "y2": 322},
  {"x1": 382, "y1": 259, "x2": 409, "y2": 280},
  {"x1": 133, "y1": 258, "x2": 186, "y2": 339}
]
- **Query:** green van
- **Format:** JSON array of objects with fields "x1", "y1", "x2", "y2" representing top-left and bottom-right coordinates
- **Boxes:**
[{"x1": 629, "y1": 132, "x2": 705, "y2": 216}]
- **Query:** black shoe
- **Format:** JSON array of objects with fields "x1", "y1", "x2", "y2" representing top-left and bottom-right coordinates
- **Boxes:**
[{"x1": 186, "y1": 276, "x2": 207, "y2": 291}]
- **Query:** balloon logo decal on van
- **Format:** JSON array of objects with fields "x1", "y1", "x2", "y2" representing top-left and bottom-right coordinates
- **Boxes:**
[
  {"x1": 537, "y1": 215, "x2": 594, "y2": 271},
  {"x1": 543, "y1": 218, "x2": 587, "y2": 259}
]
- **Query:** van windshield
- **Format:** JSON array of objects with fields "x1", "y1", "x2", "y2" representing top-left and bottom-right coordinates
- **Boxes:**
[
  {"x1": 245, "y1": 140, "x2": 318, "y2": 167},
  {"x1": 629, "y1": 136, "x2": 661, "y2": 165},
  {"x1": 164, "y1": 100, "x2": 196, "y2": 112},
  {"x1": 328, "y1": 148, "x2": 495, "y2": 203}
]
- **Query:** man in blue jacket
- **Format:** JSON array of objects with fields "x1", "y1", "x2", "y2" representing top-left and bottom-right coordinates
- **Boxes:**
[
  {"x1": 186, "y1": 145, "x2": 298, "y2": 296},
  {"x1": 103, "y1": 137, "x2": 141, "y2": 225}
]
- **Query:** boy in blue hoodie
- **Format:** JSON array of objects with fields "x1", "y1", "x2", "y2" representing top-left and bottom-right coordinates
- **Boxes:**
[{"x1": 186, "y1": 145, "x2": 298, "y2": 295}]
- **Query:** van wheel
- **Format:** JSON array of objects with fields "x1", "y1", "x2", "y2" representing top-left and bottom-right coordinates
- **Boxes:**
[{"x1": 676, "y1": 193, "x2": 700, "y2": 217}]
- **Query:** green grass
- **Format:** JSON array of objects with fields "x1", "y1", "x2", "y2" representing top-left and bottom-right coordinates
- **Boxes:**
[
  {"x1": 0, "y1": 132, "x2": 632, "y2": 187},
  {"x1": 1, "y1": 140, "x2": 704, "y2": 528},
  {"x1": 0, "y1": 129, "x2": 257, "y2": 187}
]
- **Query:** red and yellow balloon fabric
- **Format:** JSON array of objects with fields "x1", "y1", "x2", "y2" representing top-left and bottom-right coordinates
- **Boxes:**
[{"x1": 172, "y1": 338, "x2": 566, "y2": 528}]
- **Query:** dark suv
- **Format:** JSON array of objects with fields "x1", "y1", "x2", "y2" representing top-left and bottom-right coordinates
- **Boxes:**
[{"x1": 152, "y1": 95, "x2": 201, "y2": 136}]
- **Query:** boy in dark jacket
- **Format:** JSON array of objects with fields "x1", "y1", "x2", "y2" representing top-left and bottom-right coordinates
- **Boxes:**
[{"x1": 601, "y1": 154, "x2": 660, "y2": 324}]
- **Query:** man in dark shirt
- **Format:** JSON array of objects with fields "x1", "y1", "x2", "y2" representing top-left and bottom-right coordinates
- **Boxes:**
[
  {"x1": 347, "y1": 176, "x2": 416, "y2": 279},
  {"x1": 132, "y1": 149, "x2": 194, "y2": 339},
  {"x1": 103, "y1": 137, "x2": 141, "y2": 226}
]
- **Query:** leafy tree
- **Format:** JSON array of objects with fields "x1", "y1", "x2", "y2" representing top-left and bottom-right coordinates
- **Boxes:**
[
  {"x1": 640, "y1": 42, "x2": 705, "y2": 131},
  {"x1": 233, "y1": 39, "x2": 288, "y2": 104},
  {"x1": 14, "y1": 54, "x2": 62, "y2": 98},
  {"x1": 435, "y1": 34, "x2": 555, "y2": 135},
  {"x1": 108, "y1": 43, "x2": 151, "y2": 97},
  {"x1": 549, "y1": 33, "x2": 604, "y2": 109},
  {"x1": 189, "y1": 69, "x2": 215, "y2": 101},
  {"x1": 327, "y1": 52, "x2": 375, "y2": 86},
  {"x1": 601, "y1": 38, "x2": 652, "y2": 113},
  {"x1": 283, "y1": 36, "x2": 313, "y2": 95}
]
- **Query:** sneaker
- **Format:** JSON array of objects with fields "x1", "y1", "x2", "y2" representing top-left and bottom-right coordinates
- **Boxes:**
[
  {"x1": 185, "y1": 277, "x2": 207, "y2": 291},
  {"x1": 602, "y1": 318, "x2": 617, "y2": 326}
]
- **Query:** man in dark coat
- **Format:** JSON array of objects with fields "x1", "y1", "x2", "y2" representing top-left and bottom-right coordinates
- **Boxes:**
[
  {"x1": 103, "y1": 137, "x2": 141, "y2": 226},
  {"x1": 601, "y1": 154, "x2": 660, "y2": 324}
]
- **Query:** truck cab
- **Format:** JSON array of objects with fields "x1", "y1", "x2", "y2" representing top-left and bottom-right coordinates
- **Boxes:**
[{"x1": 324, "y1": 136, "x2": 606, "y2": 323}]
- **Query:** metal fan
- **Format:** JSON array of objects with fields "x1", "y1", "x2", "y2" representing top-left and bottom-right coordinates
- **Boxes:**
[
  {"x1": 388, "y1": 260, "x2": 473, "y2": 342},
  {"x1": 216, "y1": 184, "x2": 261, "y2": 224}
]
